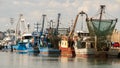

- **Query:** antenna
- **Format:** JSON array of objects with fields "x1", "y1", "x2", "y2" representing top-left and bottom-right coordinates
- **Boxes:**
[
  {"x1": 10, "y1": 18, "x2": 14, "y2": 25},
  {"x1": 10, "y1": 18, "x2": 14, "y2": 30}
]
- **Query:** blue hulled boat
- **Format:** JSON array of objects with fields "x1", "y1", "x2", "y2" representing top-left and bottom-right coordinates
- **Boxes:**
[
  {"x1": 13, "y1": 33, "x2": 35, "y2": 54},
  {"x1": 32, "y1": 31, "x2": 60, "y2": 57}
]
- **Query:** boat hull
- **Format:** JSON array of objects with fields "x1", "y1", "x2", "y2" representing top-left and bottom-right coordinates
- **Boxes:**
[
  {"x1": 59, "y1": 47, "x2": 75, "y2": 57},
  {"x1": 108, "y1": 47, "x2": 120, "y2": 58},
  {"x1": 12, "y1": 42, "x2": 36, "y2": 54},
  {"x1": 39, "y1": 47, "x2": 60, "y2": 57},
  {"x1": 75, "y1": 48, "x2": 95, "y2": 58}
]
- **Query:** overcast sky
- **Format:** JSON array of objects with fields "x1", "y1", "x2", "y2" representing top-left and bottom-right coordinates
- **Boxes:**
[{"x1": 0, "y1": 0, "x2": 120, "y2": 32}]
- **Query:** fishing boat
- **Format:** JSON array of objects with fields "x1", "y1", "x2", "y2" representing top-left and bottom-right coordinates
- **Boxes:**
[
  {"x1": 13, "y1": 14, "x2": 34, "y2": 54},
  {"x1": 61, "y1": 5, "x2": 117, "y2": 58},
  {"x1": 108, "y1": 45, "x2": 120, "y2": 58},
  {"x1": 38, "y1": 34, "x2": 60, "y2": 56},
  {"x1": 32, "y1": 14, "x2": 61, "y2": 56},
  {"x1": 59, "y1": 10, "x2": 90, "y2": 57},
  {"x1": 13, "y1": 33, "x2": 40, "y2": 54},
  {"x1": 59, "y1": 11, "x2": 87, "y2": 57},
  {"x1": 14, "y1": 33, "x2": 34, "y2": 54},
  {"x1": 71, "y1": 11, "x2": 97, "y2": 58},
  {"x1": 86, "y1": 5, "x2": 117, "y2": 58},
  {"x1": 59, "y1": 10, "x2": 91, "y2": 57},
  {"x1": 107, "y1": 30, "x2": 120, "y2": 58},
  {"x1": 59, "y1": 35, "x2": 75, "y2": 57},
  {"x1": 73, "y1": 33, "x2": 96, "y2": 58}
]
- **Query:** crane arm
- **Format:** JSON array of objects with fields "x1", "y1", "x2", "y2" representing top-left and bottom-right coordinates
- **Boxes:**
[
  {"x1": 68, "y1": 11, "x2": 88, "y2": 37},
  {"x1": 68, "y1": 14, "x2": 79, "y2": 37}
]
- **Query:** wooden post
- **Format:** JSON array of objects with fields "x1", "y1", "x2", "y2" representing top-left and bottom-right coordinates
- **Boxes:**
[{"x1": 95, "y1": 35, "x2": 97, "y2": 51}]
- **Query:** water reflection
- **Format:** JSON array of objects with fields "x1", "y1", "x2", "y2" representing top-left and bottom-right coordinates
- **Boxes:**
[{"x1": 0, "y1": 52, "x2": 120, "y2": 68}]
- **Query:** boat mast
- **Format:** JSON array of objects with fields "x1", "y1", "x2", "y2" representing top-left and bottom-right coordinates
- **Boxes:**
[
  {"x1": 50, "y1": 20, "x2": 54, "y2": 28},
  {"x1": 27, "y1": 23, "x2": 30, "y2": 33},
  {"x1": 98, "y1": 5, "x2": 105, "y2": 32},
  {"x1": 94, "y1": 5, "x2": 105, "y2": 51},
  {"x1": 54, "y1": 13, "x2": 61, "y2": 35},
  {"x1": 10, "y1": 18, "x2": 14, "y2": 35},
  {"x1": 34, "y1": 22, "x2": 40, "y2": 32},
  {"x1": 41, "y1": 14, "x2": 46, "y2": 34}
]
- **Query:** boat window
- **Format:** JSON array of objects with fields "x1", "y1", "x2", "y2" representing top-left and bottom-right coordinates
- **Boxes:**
[
  {"x1": 81, "y1": 42, "x2": 86, "y2": 48},
  {"x1": 76, "y1": 40, "x2": 81, "y2": 49},
  {"x1": 90, "y1": 42, "x2": 94, "y2": 48},
  {"x1": 24, "y1": 36, "x2": 33, "y2": 39},
  {"x1": 61, "y1": 40, "x2": 68, "y2": 48},
  {"x1": 62, "y1": 42, "x2": 64, "y2": 45},
  {"x1": 39, "y1": 39, "x2": 48, "y2": 47}
]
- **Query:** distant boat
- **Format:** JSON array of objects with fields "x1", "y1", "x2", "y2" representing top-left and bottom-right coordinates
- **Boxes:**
[{"x1": 108, "y1": 41, "x2": 120, "y2": 58}]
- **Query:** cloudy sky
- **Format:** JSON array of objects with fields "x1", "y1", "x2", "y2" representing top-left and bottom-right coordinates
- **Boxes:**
[{"x1": 0, "y1": 0, "x2": 120, "y2": 32}]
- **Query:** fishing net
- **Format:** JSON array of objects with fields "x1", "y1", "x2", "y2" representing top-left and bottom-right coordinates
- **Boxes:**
[{"x1": 87, "y1": 18, "x2": 117, "y2": 37}]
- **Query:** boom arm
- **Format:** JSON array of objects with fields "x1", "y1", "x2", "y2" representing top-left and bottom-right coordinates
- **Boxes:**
[{"x1": 68, "y1": 11, "x2": 88, "y2": 37}]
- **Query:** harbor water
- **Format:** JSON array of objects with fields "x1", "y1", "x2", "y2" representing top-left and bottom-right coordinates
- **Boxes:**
[{"x1": 0, "y1": 52, "x2": 120, "y2": 68}]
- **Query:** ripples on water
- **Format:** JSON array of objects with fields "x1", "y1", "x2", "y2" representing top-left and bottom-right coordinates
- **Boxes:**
[{"x1": 0, "y1": 52, "x2": 120, "y2": 68}]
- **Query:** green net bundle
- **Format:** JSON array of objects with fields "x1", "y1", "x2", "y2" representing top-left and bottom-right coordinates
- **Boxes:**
[{"x1": 87, "y1": 19, "x2": 117, "y2": 37}]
